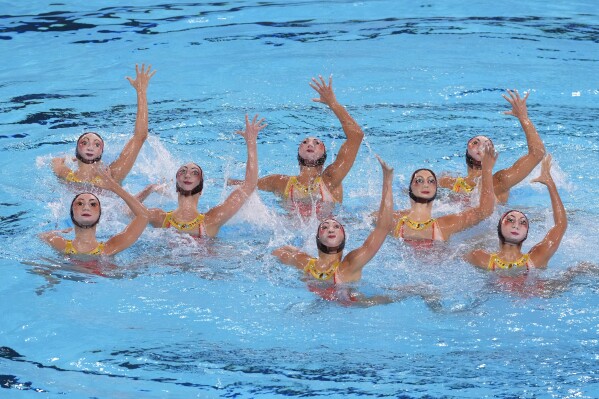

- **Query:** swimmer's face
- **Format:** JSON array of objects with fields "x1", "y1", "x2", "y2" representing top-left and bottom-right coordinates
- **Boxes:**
[
  {"x1": 77, "y1": 133, "x2": 104, "y2": 161},
  {"x1": 467, "y1": 135, "x2": 493, "y2": 162},
  {"x1": 72, "y1": 193, "x2": 101, "y2": 227},
  {"x1": 500, "y1": 211, "x2": 529, "y2": 244},
  {"x1": 317, "y1": 219, "x2": 345, "y2": 248},
  {"x1": 176, "y1": 163, "x2": 203, "y2": 191},
  {"x1": 298, "y1": 137, "x2": 325, "y2": 163},
  {"x1": 411, "y1": 170, "x2": 437, "y2": 200}
]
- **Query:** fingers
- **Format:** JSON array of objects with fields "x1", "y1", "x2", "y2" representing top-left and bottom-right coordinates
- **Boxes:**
[
  {"x1": 310, "y1": 74, "x2": 332, "y2": 89},
  {"x1": 248, "y1": 114, "x2": 266, "y2": 127},
  {"x1": 130, "y1": 64, "x2": 157, "y2": 83},
  {"x1": 310, "y1": 76, "x2": 325, "y2": 88},
  {"x1": 503, "y1": 90, "x2": 516, "y2": 103},
  {"x1": 375, "y1": 154, "x2": 393, "y2": 173},
  {"x1": 504, "y1": 88, "x2": 530, "y2": 102},
  {"x1": 309, "y1": 80, "x2": 321, "y2": 95},
  {"x1": 481, "y1": 141, "x2": 498, "y2": 161},
  {"x1": 239, "y1": 114, "x2": 267, "y2": 135}
]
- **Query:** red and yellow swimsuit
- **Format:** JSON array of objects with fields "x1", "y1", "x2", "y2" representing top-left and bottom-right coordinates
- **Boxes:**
[
  {"x1": 393, "y1": 216, "x2": 441, "y2": 246},
  {"x1": 162, "y1": 211, "x2": 206, "y2": 237},
  {"x1": 488, "y1": 253, "x2": 531, "y2": 271},
  {"x1": 451, "y1": 177, "x2": 475, "y2": 194},
  {"x1": 65, "y1": 170, "x2": 103, "y2": 185},
  {"x1": 64, "y1": 240, "x2": 105, "y2": 255}
]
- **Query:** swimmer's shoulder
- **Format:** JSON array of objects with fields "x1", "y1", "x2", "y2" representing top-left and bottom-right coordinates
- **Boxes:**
[
  {"x1": 438, "y1": 173, "x2": 458, "y2": 189},
  {"x1": 257, "y1": 174, "x2": 292, "y2": 193}
]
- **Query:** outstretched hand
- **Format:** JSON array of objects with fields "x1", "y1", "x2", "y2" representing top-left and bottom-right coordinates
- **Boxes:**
[
  {"x1": 309, "y1": 74, "x2": 337, "y2": 107},
  {"x1": 503, "y1": 89, "x2": 530, "y2": 120},
  {"x1": 531, "y1": 154, "x2": 553, "y2": 186},
  {"x1": 148, "y1": 180, "x2": 170, "y2": 195},
  {"x1": 126, "y1": 64, "x2": 156, "y2": 92},
  {"x1": 92, "y1": 164, "x2": 118, "y2": 191},
  {"x1": 235, "y1": 114, "x2": 267, "y2": 142},
  {"x1": 375, "y1": 154, "x2": 393, "y2": 177},
  {"x1": 480, "y1": 140, "x2": 498, "y2": 170}
]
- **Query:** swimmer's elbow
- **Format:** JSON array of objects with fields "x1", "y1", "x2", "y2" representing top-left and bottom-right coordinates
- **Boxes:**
[
  {"x1": 354, "y1": 127, "x2": 365, "y2": 140},
  {"x1": 530, "y1": 146, "x2": 546, "y2": 161}
]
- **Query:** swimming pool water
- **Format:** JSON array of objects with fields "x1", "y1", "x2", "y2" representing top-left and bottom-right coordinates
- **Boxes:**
[{"x1": 1, "y1": 1, "x2": 598, "y2": 398}]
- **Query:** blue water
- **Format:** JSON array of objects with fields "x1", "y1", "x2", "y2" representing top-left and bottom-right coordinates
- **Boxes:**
[{"x1": 1, "y1": 1, "x2": 598, "y2": 398}]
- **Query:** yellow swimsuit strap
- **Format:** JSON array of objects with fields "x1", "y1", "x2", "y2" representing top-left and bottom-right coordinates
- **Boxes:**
[
  {"x1": 284, "y1": 176, "x2": 323, "y2": 199},
  {"x1": 64, "y1": 240, "x2": 104, "y2": 255},
  {"x1": 163, "y1": 211, "x2": 205, "y2": 231},
  {"x1": 304, "y1": 258, "x2": 340, "y2": 281},
  {"x1": 65, "y1": 170, "x2": 103, "y2": 185},
  {"x1": 452, "y1": 177, "x2": 475, "y2": 193},
  {"x1": 488, "y1": 253, "x2": 530, "y2": 270}
]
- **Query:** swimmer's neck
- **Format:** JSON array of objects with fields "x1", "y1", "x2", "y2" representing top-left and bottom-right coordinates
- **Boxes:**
[
  {"x1": 498, "y1": 243, "x2": 524, "y2": 260},
  {"x1": 408, "y1": 201, "x2": 434, "y2": 220},
  {"x1": 298, "y1": 165, "x2": 324, "y2": 181},
  {"x1": 75, "y1": 160, "x2": 103, "y2": 176},
  {"x1": 317, "y1": 252, "x2": 343, "y2": 265},
  {"x1": 74, "y1": 226, "x2": 98, "y2": 243},
  {"x1": 176, "y1": 193, "x2": 201, "y2": 213}
]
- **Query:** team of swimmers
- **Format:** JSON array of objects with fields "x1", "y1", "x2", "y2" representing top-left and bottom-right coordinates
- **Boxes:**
[{"x1": 41, "y1": 64, "x2": 581, "y2": 301}]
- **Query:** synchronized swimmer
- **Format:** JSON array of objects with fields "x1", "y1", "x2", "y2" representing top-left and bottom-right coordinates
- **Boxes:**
[
  {"x1": 229, "y1": 75, "x2": 364, "y2": 218},
  {"x1": 388, "y1": 142, "x2": 496, "y2": 244},
  {"x1": 465, "y1": 154, "x2": 566, "y2": 272},
  {"x1": 39, "y1": 65, "x2": 593, "y2": 304},
  {"x1": 439, "y1": 90, "x2": 545, "y2": 203},
  {"x1": 51, "y1": 64, "x2": 156, "y2": 186},
  {"x1": 272, "y1": 155, "x2": 393, "y2": 304},
  {"x1": 40, "y1": 166, "x2": 149, "y2": 256},
  {"x1": 142, "y1": 114, "x2": 266, "y2": 238}
]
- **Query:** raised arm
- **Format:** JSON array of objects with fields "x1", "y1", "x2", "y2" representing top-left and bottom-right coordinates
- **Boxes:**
[
  {"x1": 259, "y1": 174, "x2": 291, "y2": 195},
  {"x1": 464, "y1": 248, "x2": 491, "y2": 270},
  {"x1": 51, "y1": 156, "x2": 72, "y2": 180},
  {"x1": 39, "y1": 228, "x2": 72, "y2": 252},
  {"x1": 134, "y1": 182, "x2": 169, "y2": 204},
  {"x1": 310, "y1": 75, "x2": 364, "y2": 187},
  {"x1": 528, "y1": 155, "x2": 567, "y2": 268},
  {"x1": 93, "y1": 166, "x2": 149, "y2": 255},
  {"x1": 229, "y1": 174, "x2": 290, "y2": 196},
  {"x1": 340, "y1": 156, "x2": 394, "y2": 282},
  {"x1": 438, "y1": 142, "x2": 497, "y2": 239},
  {"x1": 493, "y1": 89, "x2": 546, "y2": 199},
  {"x1": 272, "y1": 245, "x2": 312, "y2": 270},
  {"x1": 204, "y1": 114, "x2": 266, "y2": 237},
  {"x1": 109, "y1": 64, "x2": 156, "y2": 183}
]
